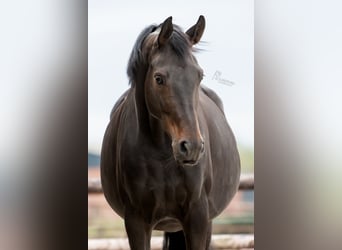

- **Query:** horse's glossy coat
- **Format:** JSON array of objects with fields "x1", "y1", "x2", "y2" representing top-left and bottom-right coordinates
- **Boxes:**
[{"x1": 101, "y1": 16, "x2": 240, "y2": 250}]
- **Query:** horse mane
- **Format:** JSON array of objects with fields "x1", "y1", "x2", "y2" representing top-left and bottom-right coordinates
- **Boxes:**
[
  {"x1": 127, "y1": 23, "x2": 192, "y2": 86},
  {"x1": 127, "y1": 25, "x2": 158, "y2": 86}
]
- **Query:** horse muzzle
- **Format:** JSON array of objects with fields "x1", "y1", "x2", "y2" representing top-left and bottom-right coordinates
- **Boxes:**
[{"x1": 172, "y1": 139, "x2": 205, "y2": 167}]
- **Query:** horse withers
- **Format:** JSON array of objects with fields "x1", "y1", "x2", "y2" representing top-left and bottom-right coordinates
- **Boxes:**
[{"x1": 101, "y1": 16, "x2": 240, "y2": 250}]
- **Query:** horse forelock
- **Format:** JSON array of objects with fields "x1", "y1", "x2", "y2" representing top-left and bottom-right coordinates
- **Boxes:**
[{"x1": 127, "y1": 23, "x2": 195, "y2": 87}]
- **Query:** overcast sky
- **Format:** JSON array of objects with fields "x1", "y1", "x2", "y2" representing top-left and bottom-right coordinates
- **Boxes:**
[{"x1": 89, "y1": 0, "x2": 254, "y2": 154}]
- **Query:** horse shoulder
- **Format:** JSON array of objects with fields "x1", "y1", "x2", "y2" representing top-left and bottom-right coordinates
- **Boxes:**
[{"x1": 199, "y1": 85, "x2": 241, "y2": 217}]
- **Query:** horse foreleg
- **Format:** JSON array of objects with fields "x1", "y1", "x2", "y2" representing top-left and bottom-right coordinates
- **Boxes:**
[
  {"x1": 205, "y1": 220, "x2": 213, "y2": 250},
  {"x1": 183, "y1": 198, "x2": 210, "y2": 250},
  {"x1": 124, "y1": 208, "x2": 152, "y2": 250}
]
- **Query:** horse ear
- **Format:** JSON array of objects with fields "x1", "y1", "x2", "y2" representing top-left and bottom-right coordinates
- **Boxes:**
[
  {"x1": 158, "y1": 16, "x2": 173, "y2": 47},
  {"x1": 186, "y1": 15, "x2": 205, "y2": 45}
]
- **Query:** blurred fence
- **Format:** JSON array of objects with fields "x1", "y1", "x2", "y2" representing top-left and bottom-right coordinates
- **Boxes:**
[{"x1": 88, "y1": 173, "x2": 254, "y2": 193}]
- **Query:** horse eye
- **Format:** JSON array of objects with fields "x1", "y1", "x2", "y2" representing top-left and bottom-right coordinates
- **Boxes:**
[{"x1": 154, "y1": 75, "x2": 164, "y2": 85}]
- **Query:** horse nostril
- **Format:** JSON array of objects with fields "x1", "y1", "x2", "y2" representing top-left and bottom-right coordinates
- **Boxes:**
[{"x1": 179, "y1": 140, "x2": 190, "y2": 156}]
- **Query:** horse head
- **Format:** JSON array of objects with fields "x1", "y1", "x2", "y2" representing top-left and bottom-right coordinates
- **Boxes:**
[{"x1": 142, "y1": 16, "x2": 206, "y2": 167}]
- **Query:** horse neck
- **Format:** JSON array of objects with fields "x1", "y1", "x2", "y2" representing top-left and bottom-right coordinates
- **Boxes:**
[
  {"x1": 133, "y1": 78, "x2": 169, "y2": 148},
  {"x1": 133, "y1": 82, "x2": 150, "y2": 134}
]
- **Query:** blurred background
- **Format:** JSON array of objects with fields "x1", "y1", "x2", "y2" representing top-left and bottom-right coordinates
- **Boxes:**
[
  {"x1": 88, "y1": 0, "x2": 254, "y2": 240},
  {"x1": 1, "y1": 0, "x2": 342, "y2": 249}
]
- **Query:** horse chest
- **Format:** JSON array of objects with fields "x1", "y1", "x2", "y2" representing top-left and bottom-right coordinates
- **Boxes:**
[{"x1": 121, "y1": 159, "x2": 197, "y2": 216}]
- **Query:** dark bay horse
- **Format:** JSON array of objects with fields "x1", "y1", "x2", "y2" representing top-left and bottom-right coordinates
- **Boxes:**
[{"x1": 101, "y1": 16, "x2": 240, "y2": 250}]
